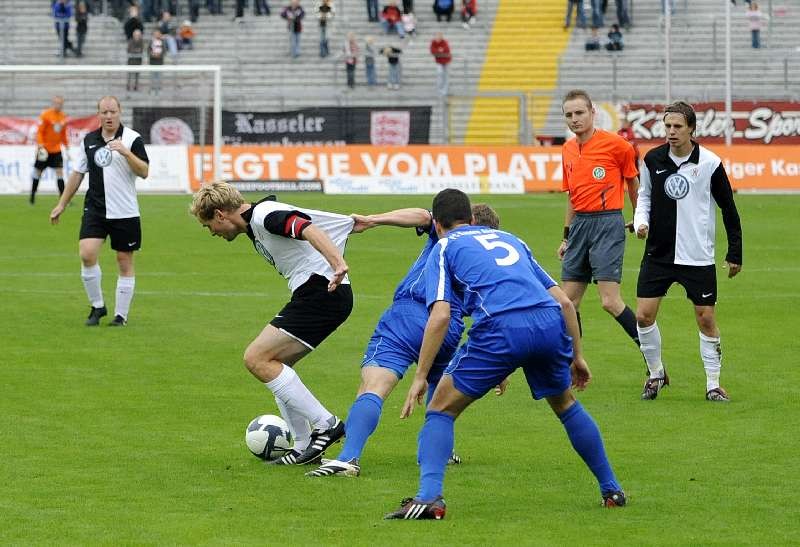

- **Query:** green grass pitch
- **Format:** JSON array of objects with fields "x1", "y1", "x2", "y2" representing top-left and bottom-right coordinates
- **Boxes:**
[{"x1": 0, "y1": 193, "x2": 795, "y2": 545}]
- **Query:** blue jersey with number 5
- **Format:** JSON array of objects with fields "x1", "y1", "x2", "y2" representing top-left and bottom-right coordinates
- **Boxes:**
[{"x1": 424, "y1": 226, "x2": 559, "y2": 327}]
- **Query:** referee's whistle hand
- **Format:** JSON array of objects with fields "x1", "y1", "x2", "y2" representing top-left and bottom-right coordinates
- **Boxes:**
[{"x1": 557, "y1": 240, "x2": 568, "y2": 260}]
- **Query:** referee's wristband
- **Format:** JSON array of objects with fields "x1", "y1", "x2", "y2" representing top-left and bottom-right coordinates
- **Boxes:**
[{"x1": 563, "y1": 226, "x2": 570, "y2": 240}]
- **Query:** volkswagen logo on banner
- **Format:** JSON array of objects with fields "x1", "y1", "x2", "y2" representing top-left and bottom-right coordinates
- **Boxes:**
[
  {"x1": 94, "y1": 146, "x2": 113, "y2": 168},
  {"x1": 664, "y1": 173, "x2": 690, "y2": 200}
]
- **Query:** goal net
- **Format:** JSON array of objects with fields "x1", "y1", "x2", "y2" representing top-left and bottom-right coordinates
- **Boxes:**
[{"x1": 0, "y1": 64, "x2": 221, "y2": 194}]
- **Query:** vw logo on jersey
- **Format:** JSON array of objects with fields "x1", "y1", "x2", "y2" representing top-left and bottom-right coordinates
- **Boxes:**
[
  {"x1": 94, "y1": 146, "x2": 113, "y2": 168},
  {"x1": 254, "y1": 241, "x2": 275, "y2": 266},
  {"x1": 664, "y1": 173, "x2": 690, "y2": 200},
  {"x1": 592, "y1": 166, "x2": 606, "y2": 180}
]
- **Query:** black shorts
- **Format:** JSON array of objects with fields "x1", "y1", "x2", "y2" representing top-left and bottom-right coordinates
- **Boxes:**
[
  {"x1": 34, "y1": 151, "x2": 64, "y2": 171},
  {"x1": 79, "y1": 209, "x2": 142, "y2": 252},
  {"x1": 637, "y1": 257, "x2": 717, "y2": 306},
  {"x1": 270, "y1": 274, "x2": 354, "y2": 349}
]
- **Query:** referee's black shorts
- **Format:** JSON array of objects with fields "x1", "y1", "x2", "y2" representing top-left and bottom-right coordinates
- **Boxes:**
[
  {"x1": 79, "y1": 208, "x2": 142, "y2": 252},
  {"x1": 637, "y1": 256, "x2": 717, "y2": 306},
  {"x1": 271, "y1": 274, "x2": 354, "y2": 349}
]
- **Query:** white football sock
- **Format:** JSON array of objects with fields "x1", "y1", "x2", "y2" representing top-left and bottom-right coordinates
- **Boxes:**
[
  {"x1": 80, "y1": 264, "x2": 104, "y2": 308},
  {"x1": 637, "y1": 322, "x2": 664, "y2": 378},
  {"x1": 264, "y1": 364, "x2": 334, "y2": 431},
  {"x1": 275, "y1": 397, "x2": 312, "y2": 452},
  {"x1": 114, "y1": 276, "x2": 135, "y2": 320},
  {"x1": 699, "y1": 332, "x2": 722, "y2": 391}
]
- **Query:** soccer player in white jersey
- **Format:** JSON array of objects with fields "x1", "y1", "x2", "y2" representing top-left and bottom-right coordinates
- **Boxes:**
[
  {"x1": 190, "y1": 181, "x2": 353, "y2": 464},
  {"x1": 50, "y1": 96, "x2": 149, "y2": 327},
  {"x1": 633, "y1": 101, "x2": 743, "y2": 402}
]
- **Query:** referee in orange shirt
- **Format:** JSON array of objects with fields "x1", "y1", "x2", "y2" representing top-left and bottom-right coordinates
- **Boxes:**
[
  {"x1": 557, "y1": 89, "x2": 641, "y2": 350},
  {"x1": 31, "y1": 95, "x2": 69, "y2": 205}
]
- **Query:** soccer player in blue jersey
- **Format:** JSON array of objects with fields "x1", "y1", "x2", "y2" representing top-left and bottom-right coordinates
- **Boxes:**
[
  {"x1": 307, "y1": 204, "x2": 502, "y2": 478},
  {"x1": 385, "y1": 189, "x2": 625, "y2": 520}
]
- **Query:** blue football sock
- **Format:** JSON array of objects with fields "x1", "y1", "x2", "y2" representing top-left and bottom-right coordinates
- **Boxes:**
[
  {"x1": 336, "y1": 392, "x2": 383, "y2": 462},
  {"x1": 416, "y1": 410, "x2": 454, "y2": 501},
  {"x1": 559, "y1": 401, "x2": 621, "y2": 494}
]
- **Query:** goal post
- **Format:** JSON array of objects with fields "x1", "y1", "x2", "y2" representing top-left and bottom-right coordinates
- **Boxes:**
[{"x1": 0, "y1": 64, "x2": 223, "y2": 188}]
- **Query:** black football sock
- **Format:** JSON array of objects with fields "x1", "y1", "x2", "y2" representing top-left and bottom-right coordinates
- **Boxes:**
[
  {"x1": 30, "y1": 177, "x2": 40, "y2": 203},
  {"x1": 57, "y1": 178, "x2": 65, "y2": 195},
  {"x1": 614, "y1": 306, "x2": 640, "y2": 347}
]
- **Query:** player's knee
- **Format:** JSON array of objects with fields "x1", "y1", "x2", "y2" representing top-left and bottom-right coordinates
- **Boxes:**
[
  {"x1": 600, "y1": 294, "x2": 622, "y2": 314},
  {"x1": 696, "y1": 310, "x2": 716, "y2": 332},
  {"x1": 636, "y1": 309, "x2": 655, "y2": 326}
]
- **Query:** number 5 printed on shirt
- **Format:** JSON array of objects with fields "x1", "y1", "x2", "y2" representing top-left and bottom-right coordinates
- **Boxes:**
[{"x1": 474, "y1": 234, "x2": 520, "y2": 266}]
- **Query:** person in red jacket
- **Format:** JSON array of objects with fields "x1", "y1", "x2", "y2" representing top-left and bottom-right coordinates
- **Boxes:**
[
  {"x1": 430, "y1": 33, "x2": 451, "y2": 95},
  {"x1": 381, "y1": 0, "x2": 404, "y2": 37},
  {"x1": 461, "y1": 0, "x2": 476, "y2": 28}
]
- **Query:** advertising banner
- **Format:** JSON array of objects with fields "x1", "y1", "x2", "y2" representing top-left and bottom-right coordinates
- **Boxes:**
[
  {"x1": 223, "y1": 107, "x2": 431, "y2": 146},
  {"x1": 625, "y1": 101, "x2": 800, "y2": 144},
  {"x1": 0, "y1": 115, "x2": 100, "y2": 146},
  {"x1": 133, "y1": 107, "x2": 213, "y2": 145},
  {"x1": 0, "y1": 145, "x2": 189, "y2": 194}
]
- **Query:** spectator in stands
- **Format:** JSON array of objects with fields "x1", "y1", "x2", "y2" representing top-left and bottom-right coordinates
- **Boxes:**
[
  {"x1": 366, "y1": 0, "x2": 379, "y2": 22},
  {"x1": 564, "y1": 0, "x2": 586, "y2": 29},
  {"x1": 316, "y1": 0, "x2": 335, "y2": 58},
  {"x1": 746, "y1": 2, "x2": 768, "y2": 48},
  {"x1": 281, "y1": 0, "x2": 306, "y2": 58},
  {"x1": 401, "y1": 11, "x2": 417, "y2": 41},
  {"x1": 584, "y1": 27, "x2": 600, "y2": 51},
  {"x1": 53, "y1": 0, "x2": 75, "y2": 58},
  {"x1": 148, "y1": 29, "x2": 165, "y2": 94},
  {"x1": 382, "y1": 45, "x2": 402, "y2": 90},
  {"x1": 605, "y1": 23, "x2": 623, "y2": 51},
  {"x1": 433, "y1": 0, "x2": 454, "y2": 22},
  {"x1": 661, "y1": 0, "x2": 674, "y2": 15},
  {"x1": 74, "y1": 1, "x2": 88, "y2": 57},
  {"x1": 590, "y1": 0, "x2": 603, "y2": 28},
  {"x1": 158, "y1": 10, "x2": 178, "y2": 56},
  {"x1": 460, "y1": 0, "x2": 476, "y2": 29},
  {"x1": 179, "y1": 20, "x2": 195, "y2": 49},
  {"x1": 381, "y1": 0, "x2": 405, "y2": 37},
  {"x1": 614, "y1": 0, "x2": 631, "y2": 29},
  {"x1": 127, "y1": 28, "x2": 145, "y2": 92},
  {"x1": 255, "y1": 0, "x2": 271, "y2": 15},
  {"x1": 343, "y1": 32, "x2": 359, "y2": 89},
  {"x1": 188, "y1": 0, "x2": 201, "y2": 22},
  {"x1": 402, "y1": 0, "x2": 414, "y2": 14},
  {"x1": 124, "y1": 6, "x2": 144, "y2": 40},
  {"x1": 206, "y1": 0, "x2": 223, "y2": 15},
  {"x1": 430, "y1": 32, "x2": 451, "y2": 95},
  {"x1": 364, "y1": 36, "x2": 378, "y2": 86}
]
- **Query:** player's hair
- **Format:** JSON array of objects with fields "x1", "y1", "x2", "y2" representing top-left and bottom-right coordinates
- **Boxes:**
[
  {"x1": 96, "y1": 96, "x2": 121, "y2": 111},
  {"x1": 471, "y1": 203, "x2": 500, "y2": 229},
  {"x1": 432, "y1": 188, "x2": 472, "y2": 229},
  {"x1": 190, "y1": 180, "x2": 244, "y2": 221},
  {"x1": 663, "y1": 101, "x2": 696, "y2": 132},
  {"x1": 562, "y1": 89, "x2": 593, "y2": 110}
]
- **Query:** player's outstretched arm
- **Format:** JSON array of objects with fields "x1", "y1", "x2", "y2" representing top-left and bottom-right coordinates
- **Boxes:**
[
  {"x1": 350, "y1": 208, "x2": 431, "y2": 234},
  {"x1": 50, "y1": 171, "x2": 85, "y2": 225},
  {"x1": 301, "y1": 224, "x2": 349, "y2": 291},
  {"x1": 401, "y1": 300, "x2": 451, "y2": 418},
  {"x1": 548, "y1": 285, "x2": 591, "y2": 390}
]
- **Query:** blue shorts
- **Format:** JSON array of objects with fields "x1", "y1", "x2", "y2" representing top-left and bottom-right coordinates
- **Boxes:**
[
  {"x1": 362, "y1": 299, "x2": 463, "y2": 381},
  {"x1": 445, "y1": 306, "x2": 573, "y2": 400}
]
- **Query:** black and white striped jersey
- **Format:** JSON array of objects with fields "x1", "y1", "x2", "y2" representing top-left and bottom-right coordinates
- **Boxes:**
[
  {"x1": 633, "y1": 142, "x2": 742, "y2": 266},
  {"x1": 74, "y1": 125, "x2": 149, "y2": 219},
  {"x1": 241, "y1": 197, "x2": 354, "y2": 292}
]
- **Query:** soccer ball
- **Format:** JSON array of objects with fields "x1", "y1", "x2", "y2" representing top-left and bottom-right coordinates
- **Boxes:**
[
  {"x1": 36, "y1": 147, "x2": 49, "y2": 162},
  {"x1": 245, "y1": 414, "x2": 293, "y2": 461}
]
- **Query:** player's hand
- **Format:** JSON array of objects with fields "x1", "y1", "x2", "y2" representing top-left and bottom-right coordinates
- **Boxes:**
[
  {"x1": 494, "y1": 377, "x2": 509, "y2": 396},
  {"x1": 570, "y1": 356, "x2": 591, "y2": 391},
  {"x1": 725, "y1": 262, "x2": 742, "y2": 278},
  {"x1": 49, "y1": 203, "x2": 66, "y2": 225},
  {"x1": 401, "y1": 376, "x2": 428, "y2": 419},
  {"x1": 349, "y1": 214, "x2": 374, "y2": 233},
  {"x1": 106, "y1": 138, "x2": 130, "y2": 156},
  {"x1": 636, "y1": 225, "x2": 649, "y2": 239},
  {"x1": 625, "y1": 220, "x2": 635, "y2": 233},
  {"x1": 327, "y1": 262, "x2": 349, "y2": 292},
  {"x1": 557, "y1": 239, "x2": 568, "y2": 260}
]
